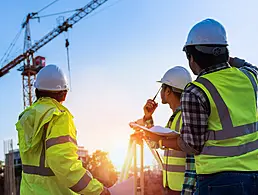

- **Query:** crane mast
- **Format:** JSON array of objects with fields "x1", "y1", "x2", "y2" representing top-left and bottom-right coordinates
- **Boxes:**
[{"x1": 0, "y1": 0, "x2": 108, "y2": 108}]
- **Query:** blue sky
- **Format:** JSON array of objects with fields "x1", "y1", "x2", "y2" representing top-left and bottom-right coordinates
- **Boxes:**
[{"x1": 0, "y1": 0, "x2": 257, "y2": 169}]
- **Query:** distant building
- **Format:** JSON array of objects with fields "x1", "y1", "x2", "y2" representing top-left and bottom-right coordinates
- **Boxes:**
[
  {"x1": 13, "y1": 149, "x2": 21, "y2": 167},
  {"x1": 5, "y1": 149, "x2": 21, "y2": 168}
]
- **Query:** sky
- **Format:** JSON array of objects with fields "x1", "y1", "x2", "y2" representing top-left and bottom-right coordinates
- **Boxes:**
[{"x1": 0, "y1": 0, "x2": 258, "y2": 170}]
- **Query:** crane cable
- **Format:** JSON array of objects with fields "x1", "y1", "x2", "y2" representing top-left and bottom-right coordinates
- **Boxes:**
[
  {"x1": 0, "y1": 0, "x2": 60, "y2": 67},
  {"x1": 37, "y1": 0, "x2": 125, "y2": 20},
  {"x1": 65, "y1": 38, "x2": 72, "y2": 91},
  {"x1": 36, "y1": 0, "x2": 60, "y2": 14},
  {"x1": 34, "y1": 9, "x2": 80, "y2": 19},
  {"x1": 0, "y1": 27, "x2": 23, "y2": 67}
]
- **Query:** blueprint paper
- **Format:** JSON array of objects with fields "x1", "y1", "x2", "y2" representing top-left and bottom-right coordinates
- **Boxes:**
[{"x1": 129, "y1": 122, "x2": 179, "y2": 137}]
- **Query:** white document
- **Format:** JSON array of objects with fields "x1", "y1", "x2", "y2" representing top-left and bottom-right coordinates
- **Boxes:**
[
  {"x1": 129, "y1": 122, "x2": 179, "y2": 137},
  {"x1": 150, "y1": 126, "x2": 179, "y2": 137},
  {"x1": 108, "y1": 177, "x2": 134, "y2": 195}
]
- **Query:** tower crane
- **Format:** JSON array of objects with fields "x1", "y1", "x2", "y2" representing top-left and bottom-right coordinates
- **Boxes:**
[{"x1": 0, "y1": 0, "x2": 108, "y2": 108}]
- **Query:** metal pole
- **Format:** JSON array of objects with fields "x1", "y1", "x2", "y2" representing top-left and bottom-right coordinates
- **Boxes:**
[
  {"x1": 133, "y1": 141, "x2": 137, "y2": 195},
  {"x1": 144, "y1": 139, "x2": 163, "y2": 169},
  {"x1": 140, "y1": 139, "x2": 144, "y2": 195},
  {"x1": 119, "y1": 139, "x2": 134, "y2": 182}
]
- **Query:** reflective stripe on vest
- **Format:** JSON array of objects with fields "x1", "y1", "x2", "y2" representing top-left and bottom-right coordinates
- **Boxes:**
[
  {"x1": 46, "y1": 135, "x2": 77, "y2": 149},
  {"x1": 21, "y1": 122, "x2": 93, "y2": 192},
  {"x1": 196, "y1": 70, "x2": 257, "y2": 157},
  {"x1": 163, "y1": 112, "x2": 185, "y2": 171},
  {"x1": 163, "y1": 110, "x2": 186, "y2": 191},
  {"x1": 164, "y1": 149, "x2": 186, "y2": 158},
  {"x1": 22, "y1": 124, "x2": 79, "y2": 176},
  {"x1": 70, "y1": 171, "x2": 92, "y2": 192},
  {"x1": 163, "y1": 164, "x2": 186, "y2": 172},
  {"x1": 240, "y1": 68, "x2": 257, "y2": 105},
  {"x1": 175, "y1": 113, "x2": 182, "y2": 132},
  {"x1": 22, "y1": 123, "x2": 55, "y2": 176}
]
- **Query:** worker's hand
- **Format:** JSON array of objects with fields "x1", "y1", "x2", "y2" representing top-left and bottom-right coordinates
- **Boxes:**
[
  {"x1": 144, "y1": 99, "x2": 158, "y2": 119},
  {"x1": 228, "y1": 57, "x2": 245, "y2": 68},
  {"x1": 135, "y1": 118, "x2": 145, "y2": 126},
  {"x1": 129, "y1": 121, "x2": 143, "y2": 131},
  {"x1": 147, "y1": 140, "x2": 159, "y2": 149},
  {"x1": 228, "y1": 57, "x2": 234, "y2": 66},
  {"x1": 100, "y1": 187, "x2": 110, "y2": 195},
  {"x1": 144, "y1": 131, "x2": 164, "y2": 143}
]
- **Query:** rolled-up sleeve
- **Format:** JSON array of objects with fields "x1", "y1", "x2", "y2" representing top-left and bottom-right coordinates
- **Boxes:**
[
  {"x1": 230, "y1": 57, "x2": 258, "y2": 78},
  {"x1": 178, "y1": 85, "x2": 209, "y2": 155}
]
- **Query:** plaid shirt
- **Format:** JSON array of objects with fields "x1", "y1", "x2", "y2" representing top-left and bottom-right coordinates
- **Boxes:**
[
  {"x1": 181, "y1": 154, "x2": 196, "y2": 195},
  {"x1": 179, "y1": 58, "x2": 258, "y2": 194},
  {"x1": 178, "y1": 58, "x2": 258, "y2": 154}
]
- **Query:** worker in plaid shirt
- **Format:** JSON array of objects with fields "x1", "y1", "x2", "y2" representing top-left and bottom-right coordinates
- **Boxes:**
[{"x1": 160, "y1": 18, "x2": 258, "y2": 195}]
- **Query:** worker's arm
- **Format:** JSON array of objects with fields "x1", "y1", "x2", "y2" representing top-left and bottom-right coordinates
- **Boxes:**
[
  {"x1": 161, "y1": 137, "x2": 182, "y2": 151},
  {"x1": 143, "y1": 130, "x2": 182, "y2": 151},
  {"x1": 229, "y1": 57, "x2": 258, "y2": 77},
  {"x1": 177, "y1": 85, "x2": 210, "y2": 155},
  {"x1": 46, "y1": 112, "x2": 104, "y2": 195},
  {"x1": 130, "y1": 99, "x2": 158, "y2": 129},
  {"x1": 143, "y1": 99, "x2": 158, "y2": 128}
]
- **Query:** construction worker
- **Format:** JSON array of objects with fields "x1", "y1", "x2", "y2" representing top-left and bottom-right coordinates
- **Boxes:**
[
  {"x1": 16, "y1": 64, "x2": 110, "y2": 195},
  {"x1": 157, "y1": 19, "x2": 258, "y2": 195},
  {"x1": 132, "y1": 66, "x2": 196, "y2": 195}
]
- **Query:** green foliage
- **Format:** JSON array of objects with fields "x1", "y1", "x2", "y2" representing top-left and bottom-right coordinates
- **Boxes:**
[
  {"x1": 83, "y1": 150, "x2": 118, "y2": 187},
  {"x1": 0, "y1": 161, "x2": 3, "y2": 175}
]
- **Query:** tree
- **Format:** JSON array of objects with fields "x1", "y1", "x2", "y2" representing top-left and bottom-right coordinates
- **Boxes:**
[
  {"x1": 144, "y1": 169, "x2": 163, "y2": 195},
  {"x1": 83, "y1": 150, "x2": 118, "y2": 187},
  {"x1": 0, "y1": 161, "x2": 3, "y2": 174}
]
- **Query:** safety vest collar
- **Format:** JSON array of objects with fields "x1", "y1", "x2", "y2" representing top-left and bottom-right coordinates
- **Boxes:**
[
  {"x1": 38, "y1": 97, "x2": 74, "y2": 118},
  {"x1": 166, "y1": 110, "x2": 182, "y2": 131},
  {"x1": 197, "y1": 62, "x2": 230, "y2": 78}
]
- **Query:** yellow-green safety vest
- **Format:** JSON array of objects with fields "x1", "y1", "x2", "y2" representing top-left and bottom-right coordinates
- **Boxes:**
[
  {"x1": 190, "y1": 67, "x2": 258, "y2": 174},
  {"x1": 16, "y1": 97, "x2": 103, "y2": 195},
  {"x1": 163, "y1": 110, "x2": 186, "y2": 191}
]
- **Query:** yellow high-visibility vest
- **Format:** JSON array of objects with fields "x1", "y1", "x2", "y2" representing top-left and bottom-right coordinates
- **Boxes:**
[
  {"x1": 16, "y1": 97, "x2": 103, "y2": 195},
  {"x1": 163, "y1": 110, "x2": 186, "y2": 191},
  {"x1": 190, "y1": 67, "x2": 258, "y2": 174}
]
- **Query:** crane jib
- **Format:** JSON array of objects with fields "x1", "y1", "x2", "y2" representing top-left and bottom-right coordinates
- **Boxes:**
[{"x1": 0, "y1": 0, "x2": 108, "y2": 78}]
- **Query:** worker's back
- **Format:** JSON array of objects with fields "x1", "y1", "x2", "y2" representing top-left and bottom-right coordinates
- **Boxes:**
[
  {"x1": 16, "y1": 97, "x2": 78, "y2": 195},
  {"x1": 192, "y1": 66, "x2": 258, "y2": 174}
]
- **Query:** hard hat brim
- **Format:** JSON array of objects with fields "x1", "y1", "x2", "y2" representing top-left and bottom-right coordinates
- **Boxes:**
[
  {"x1": 183, "y1": 43, "x2": 228, "y2": 51},
  {"x1": 156, "y1": 80, "x2": 171, "y2": 87}
]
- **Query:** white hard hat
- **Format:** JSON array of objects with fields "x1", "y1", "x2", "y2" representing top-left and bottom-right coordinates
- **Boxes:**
[
  {"x1": 157, "y1": 66, "x2": 192, "y2": 91},
  {"x1": 34, "y1": 64, "x2": 69, "y2": 91},
  {"x1": 183, "y1": 18, "x2": 228, "y2": 49}
]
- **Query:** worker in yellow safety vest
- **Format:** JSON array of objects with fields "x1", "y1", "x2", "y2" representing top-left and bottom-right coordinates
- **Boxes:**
[
  {"x1": 132, "y1": 66, "x2": 196, "y2": 195},
  {"x1": 157, "y1": 18, "x2": 258, "y2": 195},
  {"x1": 16, "y1": 64, "x2": 110, "y2": 195}
]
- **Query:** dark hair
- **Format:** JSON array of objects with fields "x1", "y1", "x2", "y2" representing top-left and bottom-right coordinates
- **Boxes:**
[
  {"x1": 35, "y1": 89, "x2": 67, "y2": 102},
  {"x1": 185, "y1": 45, "x2": 229, "y2": 69},
  {"x1": 162, "y1": 84, "x2": 182, "y2": 99}
]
